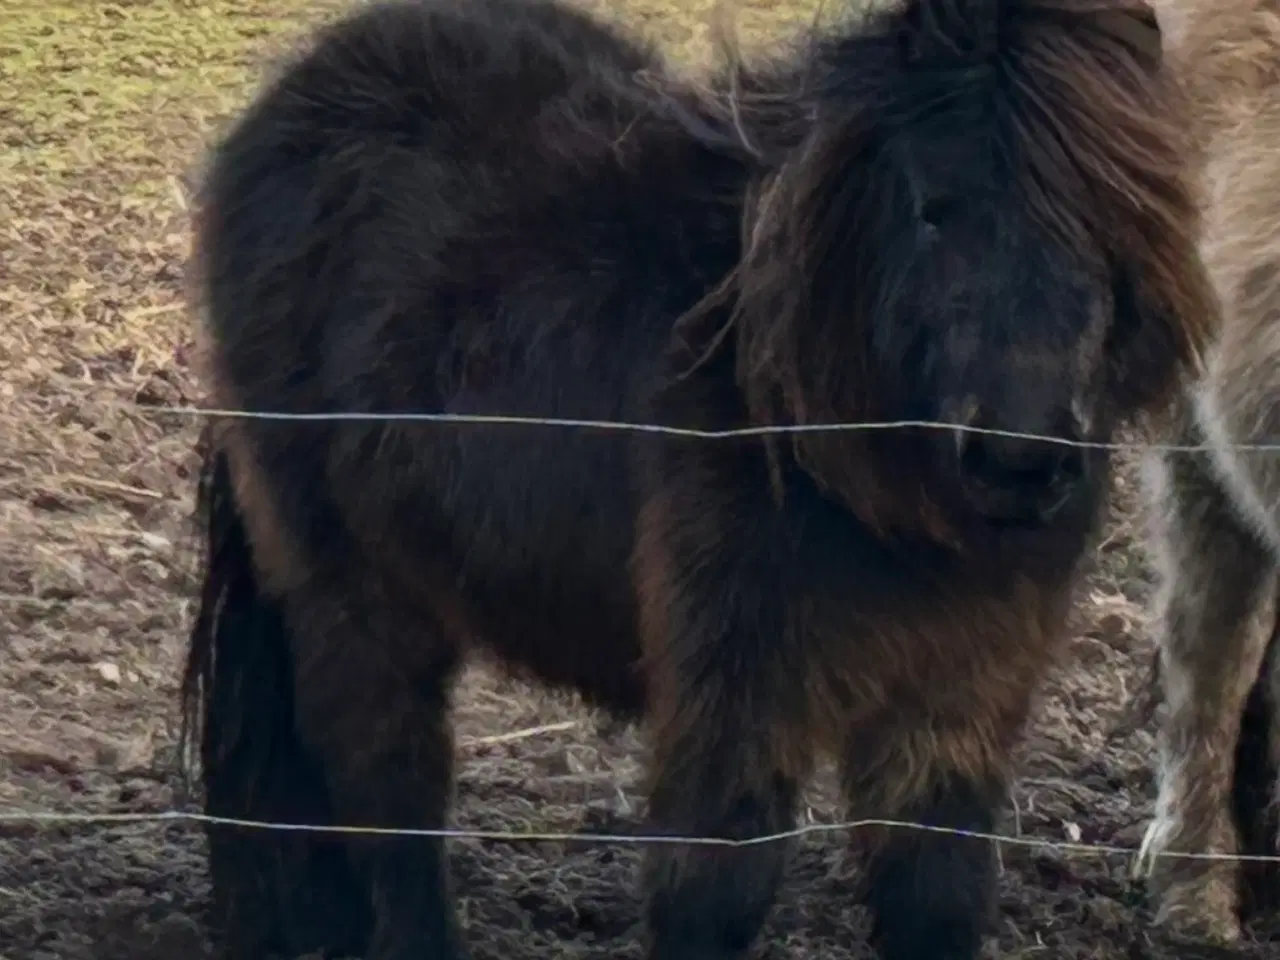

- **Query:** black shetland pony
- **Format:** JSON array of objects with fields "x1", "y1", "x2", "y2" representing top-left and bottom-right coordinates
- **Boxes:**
[{"x1": 183, "y1": 0, "x2": 1216, "y2": 957}]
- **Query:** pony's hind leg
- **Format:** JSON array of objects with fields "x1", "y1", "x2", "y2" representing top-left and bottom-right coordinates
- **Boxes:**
[
  {"x1": 285, "y1": 576, "x2": 465, "y2": 960},
  {"x1": 1135, "y1": 431, "x2": 1277, "y2": 942}
]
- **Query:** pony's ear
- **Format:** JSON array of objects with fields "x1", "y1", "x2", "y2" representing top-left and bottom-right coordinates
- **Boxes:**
[
  {"x1": 900, "y1": 0, "x2": 1001, "y2": 64},
  {"x1": 1095, "y1": 3, "x2": 1164, "y2": 72}
]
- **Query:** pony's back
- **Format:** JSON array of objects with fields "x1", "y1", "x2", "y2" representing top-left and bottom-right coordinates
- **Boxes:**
[{"x1": 193, "y1": 0, "x2": 663, "y2": 373}]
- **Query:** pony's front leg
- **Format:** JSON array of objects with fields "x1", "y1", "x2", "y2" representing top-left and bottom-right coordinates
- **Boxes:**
[
  {"x1": 633, "y1": 495, "x2": 815, "y2": 960},
  {"x1": 837, "y1": 632, "x2": 1034, "y2": 958},
  {"x1": 849, "y1": 757, "x2": 1003, "y2": 960},
  {"x1": 640, "y1": 698, "x2": 812, "y2": 960}
]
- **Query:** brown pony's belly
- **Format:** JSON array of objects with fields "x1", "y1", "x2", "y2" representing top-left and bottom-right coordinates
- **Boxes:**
[
  {"x1": 467, "y1": 597, "x2": 649, "y2": 717},
  {"x1": 368, "y1": 525, "x2": 650, "y2": 717}
]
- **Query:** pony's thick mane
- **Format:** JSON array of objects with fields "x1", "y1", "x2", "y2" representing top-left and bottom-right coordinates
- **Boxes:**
[{"x1": 665, "y1": 0, "x2": 1213, "y2": 532}]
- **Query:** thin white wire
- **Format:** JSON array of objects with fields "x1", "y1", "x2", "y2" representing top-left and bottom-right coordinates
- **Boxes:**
[
  {"x1": 143, "y1": 404, "x2": 1280, "y2": 453},
  {"x1": 2, "y1": 807, "x2": 1277, "y2": 863},
  {"x1": 8, "y1": 402, "x2": 1264, "y2": 868}
]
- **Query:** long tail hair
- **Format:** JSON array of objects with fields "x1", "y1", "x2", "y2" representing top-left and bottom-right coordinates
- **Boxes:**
[{"x1": 178, "y1": 423, "x2": 286, "y2": 793}]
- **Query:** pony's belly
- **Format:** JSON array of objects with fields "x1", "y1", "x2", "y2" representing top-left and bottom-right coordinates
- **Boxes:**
[{"x1": 462, "y1": 583, "x2": 649, "y2": 718}]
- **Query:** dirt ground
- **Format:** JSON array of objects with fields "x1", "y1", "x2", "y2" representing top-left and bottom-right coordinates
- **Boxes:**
[{"x1": 1, "y1": 1, "x2": 1278, "y2": 958}]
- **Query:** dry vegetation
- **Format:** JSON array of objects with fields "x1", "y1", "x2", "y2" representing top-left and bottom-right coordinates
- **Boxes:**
[{"x1": 0, "y1": 0, "x2": 1276, "y2": 957}]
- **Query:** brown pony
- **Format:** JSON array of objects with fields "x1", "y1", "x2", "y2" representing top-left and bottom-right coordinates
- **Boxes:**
[
  {"x1": 1135, "y1": 0, "x2": 1280, "y2": 943},
  {"x1": 182, "y1": 0, "x2": 1214, "y2": 958}
]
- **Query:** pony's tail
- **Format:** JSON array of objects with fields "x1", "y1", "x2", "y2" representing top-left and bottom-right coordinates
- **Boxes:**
[
  {"x1": 179, "y1": 423, "x2": 292, "y2": 802},
  {"x1": 178, "y1": 422, "x2": 291, "y2": 948},
  {"x1": 179, "y1": 424, "x2": 295, "y2": 940},
  {"x1": 1232, "y1": 579, "x2": 1280, "y2": 919}
]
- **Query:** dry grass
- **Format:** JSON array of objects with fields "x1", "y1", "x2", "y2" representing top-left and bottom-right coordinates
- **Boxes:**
[{"x1": 0, "y1": 0, "x2": 1275, "y2": 958}]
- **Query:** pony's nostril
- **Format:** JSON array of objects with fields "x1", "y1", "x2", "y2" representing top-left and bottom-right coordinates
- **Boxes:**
[
  {"x1": 959, "y1": 433, "x2": 1075, "y2": 492},
  {"x1": 954, "y1": 405, "x2": 1088, "y2": 522}
]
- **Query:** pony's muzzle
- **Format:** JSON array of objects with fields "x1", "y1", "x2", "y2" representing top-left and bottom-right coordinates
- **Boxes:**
[{"x1": 953, "y1": 407, "x2": 1088, "y2": 525}]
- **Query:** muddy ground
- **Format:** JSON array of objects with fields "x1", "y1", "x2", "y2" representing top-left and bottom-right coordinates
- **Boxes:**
[{"x1": 1, "y1": 0, "x2": 1277, "y2": 958}]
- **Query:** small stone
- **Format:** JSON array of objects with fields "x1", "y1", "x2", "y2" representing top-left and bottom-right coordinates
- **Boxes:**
[{"x1": 95, "y1": 662, "x2": 121, "y2": 685}]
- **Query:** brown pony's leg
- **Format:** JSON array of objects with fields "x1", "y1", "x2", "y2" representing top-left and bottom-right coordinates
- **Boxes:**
[
  {"x1": 1136, "y1": 433, "x2": 1276, "y2": 942},
  {"x1": 634, "y1": 497, "x2": 815, "y2": 960},
  {"x1": 640, "y1": 713, "x2": 811, "y2": 960},
  {"x1": 863, "y1": 784, "x2": 1001, "y2": 960},
  {"x1": 842, "y1": 724, "x2": 1004, "y2": 960},
  {"x1": 285, "y1": 579, "x2": 465, "y2": 960}
]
